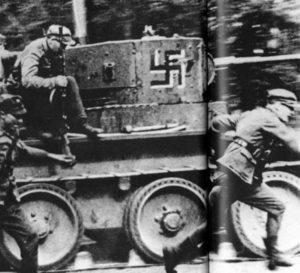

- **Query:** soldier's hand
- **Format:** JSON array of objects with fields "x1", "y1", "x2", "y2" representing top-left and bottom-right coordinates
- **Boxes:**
[
  {"x1": 47, "y1": 153, "x2": 76, "y2": 166},
  {"x1": 55, "y1": 75, "x2": 68, "y2": 88}
]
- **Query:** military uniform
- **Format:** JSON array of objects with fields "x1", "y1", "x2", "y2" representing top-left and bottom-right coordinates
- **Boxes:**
[
  {"x1": 163, "y1": 89, "x2": 298, "y2": 273},
  {"x1": 0, "y1": 93, "x2": 76, "y2": 273},
  {"x1": 19, "y1": 25, "x2": 102, "y2": 137},
  {"x1": 212, "y1": 107, "x2": 300, "y2": 184},
  {"x1": 209, "y1": 89, "x2": 300, "y2": 270},
  {"x1": 0, "y1": 114, "x2": 38, "y2": 273},
  {"x1": 19, "y1": 37, "x2": 86, "y2": 132},
  {"x1": 209, "y1": 103, "x2": 300, "y2": 229}
]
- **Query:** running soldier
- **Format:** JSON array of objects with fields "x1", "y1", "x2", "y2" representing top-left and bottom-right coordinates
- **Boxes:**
[
  {"x1": 209, "y1": 88, "x2": 298, "y2": 270},
  {"x1": 163, "y1": 88, "x2": 300, "y2": 272}
]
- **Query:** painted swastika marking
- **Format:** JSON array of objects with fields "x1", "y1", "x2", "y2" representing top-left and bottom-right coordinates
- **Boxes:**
[{"x1": 150, "y1": 49, "x2": 186, "y2": 89}]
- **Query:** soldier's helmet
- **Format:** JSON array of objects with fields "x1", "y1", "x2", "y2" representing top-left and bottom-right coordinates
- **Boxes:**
[
  {"x1": 267, "y1": 89, "x2": 297, "y2": 109},
  {"x1": 1, "y1": 113, "x2": 19, "y2": 138},
  {"x1": 0, "y1": 94, "x2": 26, "y2": 117},
  {"x1": 46, "y1": 25, "x2": 76, "y2": 46},
  {"x1": 0, "y1": 94, "x2": 26, "y2": 139}
]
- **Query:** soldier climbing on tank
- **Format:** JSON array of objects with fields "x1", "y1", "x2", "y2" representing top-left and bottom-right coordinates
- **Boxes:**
[
  {"x1": 0, "y1": 93, "x2": 76, "y2": 164},
  {"x1": 18, "y1": 24, "x2": 103, "y2": 140},
  {"x1": 0, "y1": 94, "x2": 75, "y2": 273}
]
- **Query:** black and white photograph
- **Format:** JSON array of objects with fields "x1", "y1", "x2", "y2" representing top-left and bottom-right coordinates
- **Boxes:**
[
  {"x1": 0, "y1": 1, "x2": 207, "y2": 273},
  {"x1": 0, "y1": 0, "x2": 300, "y2": 273},
  {"x1": 209, "y1": 0, "x2": 300, "y2": 272}
]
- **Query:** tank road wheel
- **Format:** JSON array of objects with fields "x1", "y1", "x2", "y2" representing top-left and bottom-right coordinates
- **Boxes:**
[
  {"x1": 231, "y1": 171, "x2": 300, "y2": 257},
  {"x1": 123, "y1": 187, "x2": 143, "y2": 241},
  {"x1": 0, "y1": 183, "x2": 84, "y2": 271},
  {"x1": 124, "y1": 177, "x2": 207, "y2": 262}
]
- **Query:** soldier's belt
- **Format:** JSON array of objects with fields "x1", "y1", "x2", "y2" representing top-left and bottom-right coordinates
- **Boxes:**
[{"x1": 233, "y1": 137, "x2": 256, "y2": 155}]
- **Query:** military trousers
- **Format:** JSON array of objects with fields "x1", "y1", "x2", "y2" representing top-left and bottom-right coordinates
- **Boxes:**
[
  {"x1": 209, "y1": 171, "x2": 285, "y2": 239},
  {"x1": 21, "y1": 75, "x2": 87, "y2": 131},
  {"x1": 0, "y1": 204, "x2": 38, "y2": 273}
]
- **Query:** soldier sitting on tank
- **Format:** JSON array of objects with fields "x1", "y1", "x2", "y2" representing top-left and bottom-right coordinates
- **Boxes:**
[
  {"x1": 18, "y1": 24, "x2": 103, "y2": 140},
  {"x1": 0, "y1": 94, "x2": 76, "y2": 273}
]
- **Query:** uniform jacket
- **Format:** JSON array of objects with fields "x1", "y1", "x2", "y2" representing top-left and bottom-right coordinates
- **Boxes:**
[
  {"x1": 20, "y1": 37, "x2": 63, "y2": 90},
  {"x1": 0, "y1": 131, "x2": 17, "y2": 205},
  {"x1": 211, "y1": 106, "x2": 300, "y2": 184},
  {"x1": 0, "y1": 112, "x2": 54, "y2": 205}
]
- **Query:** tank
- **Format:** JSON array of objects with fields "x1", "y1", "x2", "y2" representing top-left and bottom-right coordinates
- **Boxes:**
[{"x1": 0, "y1": 36, "x2": 211, "y2": 271}]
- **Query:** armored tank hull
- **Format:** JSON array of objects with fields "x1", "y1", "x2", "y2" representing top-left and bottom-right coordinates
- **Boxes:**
[{"x1": 0, "y1": 37, "x2": 209, "y2": 271}]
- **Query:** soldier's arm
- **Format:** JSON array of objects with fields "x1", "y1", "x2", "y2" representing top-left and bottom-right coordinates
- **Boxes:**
[
  {"x1": 263, "y1": 120, "x2": 300, "y2": 153},
  {"x1": 211, "y1": 113, "x2": 240, "y2": 133},
  {"x1": 21, "y1": 50, "x2": 57, "y2": 90},
  {"x1": 17, "y1": 140, "x2": 48, "y2": 157},
  {"x1": 17, "y1": 140, "x2": 75, "y2": 165}
]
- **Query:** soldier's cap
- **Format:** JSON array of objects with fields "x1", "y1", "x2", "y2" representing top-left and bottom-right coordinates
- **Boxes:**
[
  {"x1": 267, "y1": 88, "x2": 297, "y2": 109},
  {"x1": 0, "y1": 94, "x2": 26, "y2": 116},
  {"x1": 46, "y1": 25, "x2": 76, "y2": 46}
]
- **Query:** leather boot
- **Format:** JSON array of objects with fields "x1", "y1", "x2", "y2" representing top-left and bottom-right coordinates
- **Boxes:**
[
  {"x1": 76, "y1": 118, "x2": 103, "y2": 137},
  {"x1": 163, "y1": 237, "x2": 194, "y2": 273},
  {"x1": 163, "y1": 223, "x2": 206, "y2": 273},
  {"x1": 263, "y1": 236, "x2": 293, "y2": 270}
]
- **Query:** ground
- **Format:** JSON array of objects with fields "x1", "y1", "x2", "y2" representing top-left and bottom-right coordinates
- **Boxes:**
[
  {"x1": 3, "y1": 255, "x2": 300, "y2": 273},
  {"x1": 34, "y1": 257, "x2": 300, "y2": 273},
  {"x1": 3, "y1": 259, "x2": 300, "y2": 273}
]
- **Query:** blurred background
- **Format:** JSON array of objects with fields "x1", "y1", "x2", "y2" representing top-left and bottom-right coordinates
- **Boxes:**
[
  {"x1": 0, "y1": 0, "x2": 206, "y2": 50},
  {"x1": 208, "y1": 0, "x2": 300, "y2": 57},
  {"x1": 2, "y1": 0, "x2": 299, "y2": 58},
  {"x1": 207, "y1": 0, "x2": 300, "y2": 109}
]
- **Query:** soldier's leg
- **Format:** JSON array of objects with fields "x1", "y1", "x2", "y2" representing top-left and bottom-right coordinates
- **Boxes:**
[
  {"x1": 66, "y1": 76, "x2": 86, "y2": 120},
  {"x1": 209, "y1": 184, "x2": 229, "y2": 234},
  {"x1": 188, "y1": 223, "x2": 207, "y2": 247},
  {"x1": 163, "y1": 173, "x2": 236, "y2": 273},
  {"x1": 19, "y1": 88, "x2": 55, "y2": 135},
  {"x1": 241, "y1": 183, "x2": 292, "y2": 270},
  {"x1": 209, "y1": 172, "x2": 242, "y2": 235},
  {"x1": 163, "y1": 222, "x2": 207, "y2": 273},
  {"x1": 0, "y1": 205, "x2": 38, "y2": 273},
  {"x1": 66, "y1": 76, "x2": 103, "y2": 135},
  {"x1": 241, "y1": 182, "x2": 285, "y2": 237}
]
